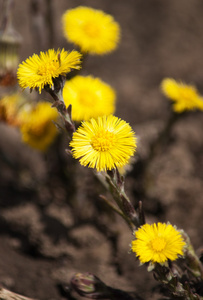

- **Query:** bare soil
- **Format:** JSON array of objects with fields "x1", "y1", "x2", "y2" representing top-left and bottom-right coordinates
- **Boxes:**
[{"x1": 0, "y1": 1, "x2": 203, "y2": 299}]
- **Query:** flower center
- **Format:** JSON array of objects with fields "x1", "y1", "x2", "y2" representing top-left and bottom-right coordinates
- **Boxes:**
[
  {"x1": 29, "y1": 121, "x2": 50, "y2": 137},
  {"x1": 91, "y1": 129, "x2": 116, "y2": 152},
  {"x1": 37, "y1": 60, "x2": 59, "y2": 77},
  {"x1": 150, "y1": 237, "x2": 166, "y2": 252},
  {"x1": 83, "y1": 22, "x2": 100, "y2": 38},
  {"x1": 79, "y1": 90, "x2": 95, "y2": 106}
]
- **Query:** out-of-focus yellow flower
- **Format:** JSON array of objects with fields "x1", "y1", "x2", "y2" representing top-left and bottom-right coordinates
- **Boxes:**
[
  {"x1": 70, "y1": 115, "x2": 136, "y2": 172},
  {"x1": 118, "y1": 157, "x2": 135, "y2": 176},
  {"x1": 17, "y1": 49, "x2": 82, "y2": 93},
  {"x1": 63, "y1": 75, "x2": 116, "y2": 121},
  {"x1": 62, "y1": 6, "x2": 120, "y2": 55},
  {"x1": 132, "y1": 223, "x2": 185, "y2": 264},
  {"x1": 18, "y1": 102, "x2": 59, "y2": 152},
  {"x1": 161, "y1": 78, "x2": 203, "y2": 113},
  {"x1": 0, "y1": 93, "x2": 23, "y2": 126}
]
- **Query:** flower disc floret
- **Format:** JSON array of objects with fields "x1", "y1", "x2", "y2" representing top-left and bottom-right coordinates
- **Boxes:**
[
  {"x1": 62, "y1": 6, "x2": 121, "y2": 55},
  {"x1": 131, "y1": 223, "x2": 185, "y2": 264},
  {"x1": 63, "y1": 75, "x2": 116, "y2": 121},
  {"x1": 70, "y1": 115, "x2": 136, "y2": 172},
  {"x1": 17, "y1": 49, "x2": 82, "y2": 93},
  {"x1": 161, "y1": 78, "x2": 203, "y2": 112},
  {"x1": 91, "y1": 129, "x2": 116, "y2": 152}
]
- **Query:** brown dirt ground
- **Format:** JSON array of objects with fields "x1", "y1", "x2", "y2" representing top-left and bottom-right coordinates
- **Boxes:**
[{"x1": 0, "y1": 1, "x2": 203, "y2": 299}]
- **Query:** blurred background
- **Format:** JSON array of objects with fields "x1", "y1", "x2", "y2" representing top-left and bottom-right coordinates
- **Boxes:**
[{"x1": 0, "y1": 1, "x2": 203, "y2": 299}]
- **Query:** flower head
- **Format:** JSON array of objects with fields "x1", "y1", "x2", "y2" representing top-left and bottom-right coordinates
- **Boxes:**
[
  {"x1": 161, "y1": 78, "x2": 203, "y2": 113},
  {"x1": 63, "y1": 75, "x2": 116, "y2": 121},
  {"x1": 0, "y1": 93, "x2": 24, "y2": 126},
  {"x1": 70, "y1": 115, "x2": 136, "y2": 171},
  {"x1": 132, "y1": 223, "x2": 185, "y2": 264},
  {"x1": 18, "y1": 102, "x2": 59, "y2": 152},
  {"x1": 62, "y1": 6, "x2": 120, "y2": 55},
  {"x1": 17, "y1": 49, "x2": 82, "y2": 93}
]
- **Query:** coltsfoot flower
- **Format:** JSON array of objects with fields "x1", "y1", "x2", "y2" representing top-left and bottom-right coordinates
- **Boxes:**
[
  {"x1": 70, "y1": 115, "x2": 136, "y2": 171},
  {"x1": 132, "y1": 223, "x2": 185, "y2": 264},
  {"x1": 161, "y1": 78, "x2": 203, "y2": 113},
  {"x1": 62, "y1": 6, "x2": 120, "y2": 55},
  {"x1": 18, "y1": 102, "x2": 59, "y2": 152},
  {"x1": 0, "y1": 93, "x2": 23, "y2": 126},
  {"x1": 63, "y1": 75, "x2": 116, "y2": 121},
  {"x1": 17, "y1": 49, "x2": 82, "y2": 93}
]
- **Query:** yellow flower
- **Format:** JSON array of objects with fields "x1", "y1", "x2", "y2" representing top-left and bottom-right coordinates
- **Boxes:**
[
  {"x1": 161, "y1": 78, "x2": 203, "y2": 113},
  {"x1": 62, "y1": 6, "x2": 120, "y2": 55},
  {"x1": 132, "y1": 223, "x2": 185, "y2": 264},
  {"x1": 63, "y1": 75, "x2": 116, "y2": 121},
  {"x1": 0, "y1": 93, "x2": 24, "y2": 126},
  {"x1": 17, "y1": 49, "x2": 82, "y2": 93},
  {"x1": 118, "y1": 157, "x2": 135, "y2": 176},
  {"x1": 70, "y1": 115, "x2": 136, "y2": 172},
  {"x1": 18, "y1": 102, "x2": 59, "y2": 152}
]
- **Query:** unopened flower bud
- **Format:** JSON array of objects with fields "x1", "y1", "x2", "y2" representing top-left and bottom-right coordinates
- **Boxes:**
[{"x1": 70, "y1": 272, "x2": 110, "y2": 299}]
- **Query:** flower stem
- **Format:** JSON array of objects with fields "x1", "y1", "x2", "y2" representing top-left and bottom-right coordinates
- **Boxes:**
[{"x1": 99, "y1": 194, "x2": 134, "y2": 231}]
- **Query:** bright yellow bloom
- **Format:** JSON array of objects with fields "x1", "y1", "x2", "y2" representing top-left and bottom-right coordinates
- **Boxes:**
[
  {"x1": 63, "y1": 75, "x2": 116, "y2": 121},
  {"x1": 70, "y1": 115, "x2": 136, "y2": 172},
  {"x1": 161, "y1": 78, "x2": 203, "y2": 113},
  {"x1": 132, "y1": 223, "x2": 185, "y2": 264},
  {"x1": 0, "y1": 93, "x2": 24, "y2": 126},
  {"x1": 18, "y1": 102, "x2": 59, "y2": 152},
  {"x1": 62, "y1": 6, "x2": 120, "y2": 55},
  {"x1": 17, "y1": 49, "x2": 82, "y2": 93}
]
